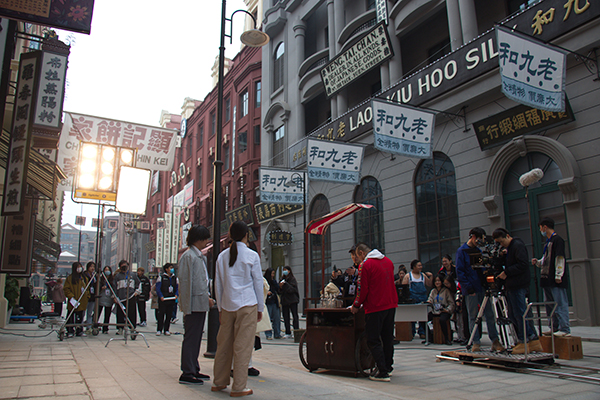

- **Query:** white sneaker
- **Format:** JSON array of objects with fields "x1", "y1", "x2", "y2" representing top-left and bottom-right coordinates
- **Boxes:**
[
  {"x1": 266, "y1": 336, "x2": 273, "y2": 340},
  {"x1": 156, "y1": 331, "x2": 161, "y2": 336},
  {"x1": 542, "y1": 330, "x2": 553, "y2": 335},
  {"x1": 554, "y1": 331, "x2": 571, "y2": 337},
  {"x1": 165, "y1": 331, "x2": 171, "y2": 336}
]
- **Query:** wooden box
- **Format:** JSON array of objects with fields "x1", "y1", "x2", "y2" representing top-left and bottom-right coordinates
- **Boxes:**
[
  {"x1": 395, "y1": 321, "x2": 413, "y2": 341},
  {"x1": 432, "y1": 316, "x2": 451, "y2": 344},
  {"x1": 539, "y1": 335, "x2": 583, "y2": 360}
]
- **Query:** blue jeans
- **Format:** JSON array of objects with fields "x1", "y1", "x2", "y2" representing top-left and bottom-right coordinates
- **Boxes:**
[
  {"x1": 265, "y1": 302, "x2": 281, "y2": 338},
  {"x1": 544, "y1": 286, "x2": 570, "y2": 334},
  {"x1": 505, "y1": 287, "x2": 538, "y2": 342},
  {"x1": 465, "y1": 291, "x2": 499, "y2": 344}
]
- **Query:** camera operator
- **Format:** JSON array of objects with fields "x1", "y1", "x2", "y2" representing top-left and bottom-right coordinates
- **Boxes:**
[
  {"x1": 492, "y1": 228, "x2": 543, "y2": 354},
  {"x1": 456, "y1": 227, "x2": 503, "y2": 352}
]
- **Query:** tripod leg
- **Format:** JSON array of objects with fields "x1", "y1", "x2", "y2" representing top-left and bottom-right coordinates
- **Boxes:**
[{"x1": 466, "y1": 295, "x2": 488, "y2": 350}]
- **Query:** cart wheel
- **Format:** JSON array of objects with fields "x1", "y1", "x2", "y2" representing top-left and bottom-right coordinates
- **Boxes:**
[
  {"x1": 92, "y1": 328, "x2": 99, "y2": 336},
  {"x1": 298, "y1": 331, "x2": 312, "y2": 371},
  {"x1": 355, "y1": 332, "x2": 375, "y2": 377}
]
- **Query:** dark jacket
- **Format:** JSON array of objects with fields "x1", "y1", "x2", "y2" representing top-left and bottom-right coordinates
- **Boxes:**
[
  {"x1": 456, "y1": 242, "x2": 484, "y2": 295},
  {"x1": 502, "y1": 237, "x2": 531, "y2": 290},
  {"x1": 138, "y1": 274, "x2": 151, "y2": 302},
  {"x1": 280, "y1": 274, "x2": 299, "y2": 306},
  {"x1": 265, "y1": 278, "x2": 280, "y2": 307},
  {"x1": 156, "y1": 273, "x2": 178, "y2": 305}
]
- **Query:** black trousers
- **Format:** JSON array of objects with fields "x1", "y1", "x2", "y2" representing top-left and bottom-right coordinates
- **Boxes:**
[
  {"x1": 137, "y1": 300, "x2": 147, "y2": 323},
  {"x1": 97, "y1": 305, "x2": 112, "y2": 332},
  {"x1": 158, "y1": 301, "x2": 174, "y2": 333},
  {"x1": 282, "y1": 302, "x2": 299, "y2": 334},
  {"x1": 67, "y1": 310, "x2": 84, "y2": 334},
  {"x1": 180, "y1": 312, "x2": 207, "y2": 377},
  {"x1": 116, "y1": 298, "x2": 137, "y2": 330},
  {"x1": 365, "y1": 308, "x2": 395, "y2": 374},
  {"x1": 54, "y1": 302, "x2": 62, "y2": 317}
]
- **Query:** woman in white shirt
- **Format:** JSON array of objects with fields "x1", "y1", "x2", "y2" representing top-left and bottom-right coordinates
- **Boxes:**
[{"x1": 212, "y1": 221, "x2": 263, "y2": 397}]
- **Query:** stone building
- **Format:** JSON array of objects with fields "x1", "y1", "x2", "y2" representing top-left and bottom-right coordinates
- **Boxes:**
[{"x1": 260, "y1": 0, "x2": 600, "y2": 325}]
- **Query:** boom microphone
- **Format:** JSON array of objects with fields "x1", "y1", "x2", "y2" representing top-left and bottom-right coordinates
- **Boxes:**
[{"x1": 519, "y1": 168, "x2": 544, "y2": 187}]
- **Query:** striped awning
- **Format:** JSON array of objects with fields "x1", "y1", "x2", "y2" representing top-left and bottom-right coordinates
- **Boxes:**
[
  {"x1": 0, "y1": 129, "x2": 67, "y2": 200},
  {"x1": 305, "y1": 203, "x2": 374, "y2": 235}
]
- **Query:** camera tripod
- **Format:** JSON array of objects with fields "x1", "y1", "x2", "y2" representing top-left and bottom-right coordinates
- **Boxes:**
[{"x1": 466, "y1": 288, "x2": 516, "y2": 351}]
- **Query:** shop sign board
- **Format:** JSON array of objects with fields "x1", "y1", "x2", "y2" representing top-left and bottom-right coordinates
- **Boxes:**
[
  {"x1": 0, "y1": 0, "x2": 95, "y2": 34},
  {"x1": 0, "y1": 198, "x2": 35, "y2": 275},
  {"x1": 473, "y1": 99, "x2": 574, "y2": 150},
  {"x1": 309, "y1": 0, "x2": 600, "y2": 143},
  {"x1": 225, "y1": 203, "x2": 255, "y2": 228},
  {"x1": 268, "y1": 230, "x2": 293, "y2": 246},
  {"x1": 497, "y1": 26, "x2": 566, "y2": 112},
  {"x1": 372, "y1": 99, "x2": 435, "y2": 158},
  {"x1": 307, "y1": 139, "x2": 364, "y2": 184},
  {"x1": 255, "y1": 203, "x2": 303, "y2": 224},
  {"x1": 320, "y1": 22, "x2": 393, "y2": 97},
  {"x1": 260, "y1": 167, "x2": 307, "y2": 205}
]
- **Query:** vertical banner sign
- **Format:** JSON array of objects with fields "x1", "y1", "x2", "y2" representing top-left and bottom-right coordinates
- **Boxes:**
[
  {"x1": 497, "y1": 26, "x2": 566, "y2": 112},
  {"x1": 183, "y1": 180, "x2": 194, "y2": 206},
  {"x1": 371, "y1": 99, "x2": 435, "y2": 158},
  {"x1": 171, "y1": 206, "x2": 181, "y2": 262},
  {"x1": 156, "y1": 218, "x2": 165, "y2": 269},
  {"x1": 3, "y1": 52, "x2": 40, "y2": 215},
  {"x1": 259, "y1": 168, "x2": 306, "y2": 205},
  {"x1": 376, "y1": 0, "x2": 388, "y2": 25},
  {"x1": 33, "y1": 51, "x2": 68, "y2": 130},
  {"x1": 75, "y1": 216, "x2": 86, "y2": 226},
  {"x1": 164, "y1": 212, "x2": 172, "y2": 265},
  {"x1": 1, "y1": 198, "x2": 35, "y2": 274},
  {"x1": 306, "y1": 139, "x2": 364, "y2": 184},
  {"x1": 181, "y1": 222, "x2": 191, "y2": 250}
]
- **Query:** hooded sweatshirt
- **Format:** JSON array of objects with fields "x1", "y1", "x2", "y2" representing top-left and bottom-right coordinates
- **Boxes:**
[{"x1": 353, "y1": 249, "x2": 398, "y2": 314}]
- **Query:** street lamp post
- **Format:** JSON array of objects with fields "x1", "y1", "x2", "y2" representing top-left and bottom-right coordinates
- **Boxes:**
[{"x1": 205, "y1": 0, "x2": 269, "y2": 357}]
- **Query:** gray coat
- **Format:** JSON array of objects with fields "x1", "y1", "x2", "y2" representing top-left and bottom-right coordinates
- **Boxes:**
[{"x1": 178, "y1": 246, "x2": 210, "y2": 315}]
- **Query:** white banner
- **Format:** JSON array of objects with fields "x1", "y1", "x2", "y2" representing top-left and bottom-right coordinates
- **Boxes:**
[
  {"x1": 172, "y1": 206, "x2": 181, "y2": 262},
  {"x1": 57, "y1": 112, "x2": 178, "y2": 190},
  {"x1": 371, "y1": 98, "x2": 435, "y2": 158},
  {"x1": 259, "y1": 168, "x2": 306, "y2": 205},
  {"x1": 164, "y1": 213, "x2": 172, "y2": 265},
  {"x1": 497, "y1": 26, "x2": 566, "y2": 112},
  {"x1": 156, "y1": 218, "x2": 164, "y2": 269},
  {"x1": 306, "y1": 139, "x2": 364, "y2": 184}
]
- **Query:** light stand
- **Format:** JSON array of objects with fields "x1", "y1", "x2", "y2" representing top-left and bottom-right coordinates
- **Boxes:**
[{"x1": 205, "y1": 0, "x2": 269, "y2": 358}]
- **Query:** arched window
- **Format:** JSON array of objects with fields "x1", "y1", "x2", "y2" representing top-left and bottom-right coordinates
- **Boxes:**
[
  {"x1": 503, "y1": 151, "x2": 570, "y2": 302},
  {"x1": 274, "y1": 42, "x2": 285, "y2": 91},
  {"x1": 354, "y1": 177, "x2": 384, "y2": 251},
  {"x1": 309, "y1": 194, "x2": 330, "y2": 299},
  {"x1": 414, "y1": 152, "x2": 460, "y2": 272}
]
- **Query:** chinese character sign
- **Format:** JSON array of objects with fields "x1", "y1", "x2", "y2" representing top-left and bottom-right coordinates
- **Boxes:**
[
  {"x1": 306, "y1": 139, "x2": 364, "y2": 185},
  {"x1": 57, "y1": 112, "x2": 178, "y2": 190},
  {"x1": 497, "y1": 26, "x2": 566, "y2": 112},
  {"x1": 156, "y1": 218, "x2": 164, "y2": 269},
  {"x1": 3, "y1": 52, "x2": 38, "y2": 215},
  {"x1": 33, "y1": 51, "x2": 67, "y2": 129},
  {"x1": 371, "y1": 99, "x2": 435, "y2": 159},
  {"x1": 260, "y1": 168, "x2": 307, "y2": 205},
  {"x1": 1, "y1": 198, "x2": 35, "y2": 274},
  {"x1": 172, "y1": 206, "x2": 181, "y2": 261}
]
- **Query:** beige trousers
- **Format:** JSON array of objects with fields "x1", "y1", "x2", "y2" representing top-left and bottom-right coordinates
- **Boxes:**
[{"x1": 213, "y1": 305, "x2": 258, "y2": 391}]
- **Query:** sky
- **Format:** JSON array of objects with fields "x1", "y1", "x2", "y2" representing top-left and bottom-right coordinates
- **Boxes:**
[{"x1": 58, "y1": 0, "x2": 248, "y2": 228}]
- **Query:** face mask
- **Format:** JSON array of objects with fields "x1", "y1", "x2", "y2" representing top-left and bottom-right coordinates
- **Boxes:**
[
  {"x1": 170, "y1": 268, "x2": 175, "y2": 274},
  {"x1": 104, "y1": 270, "x2": 111, "y2": 275},
  {"x1": 282, "y1": 270, "x2": 289, "y2": 276},
  {"x1": 76, "y1": 267, "x2": 83, "y2": 273},
  {"x1": 541, "y1": 229, "x2": 547, "y2": 237}
]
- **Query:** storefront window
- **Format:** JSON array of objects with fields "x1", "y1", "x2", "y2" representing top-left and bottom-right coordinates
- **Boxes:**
[
  {"x1": 414, "y1": 152, "x2": 460, "y2": 272},
  {"x1": 354, "y1": 176, "x2": 385, "y2": 252}
]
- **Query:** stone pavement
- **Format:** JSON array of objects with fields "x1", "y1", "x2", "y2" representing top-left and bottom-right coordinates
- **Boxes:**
[{"x1": 1, "y1": 311, "x2": 600, "y2": 400}]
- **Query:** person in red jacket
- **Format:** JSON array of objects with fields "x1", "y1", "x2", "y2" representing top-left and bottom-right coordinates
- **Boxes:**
[{"x1": 351, "y1": 243, "x2": 398, "y2": 382}]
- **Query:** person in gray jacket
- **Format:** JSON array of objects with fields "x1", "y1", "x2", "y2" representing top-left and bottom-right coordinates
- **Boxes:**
[
  {"x1": 178, "y1": 225, "x2": 213, "y2": 385},
  {"x1": 114, "y1": 260, "x2": 141, "y2": 334}
]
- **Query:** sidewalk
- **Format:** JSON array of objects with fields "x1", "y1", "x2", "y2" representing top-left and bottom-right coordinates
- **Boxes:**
[{"x1": 1, "y1": 311, "x2": 600, "y2": 400}]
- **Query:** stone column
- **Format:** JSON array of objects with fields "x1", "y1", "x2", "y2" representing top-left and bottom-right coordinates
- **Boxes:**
[
  {"x1": 446, "y1": 0, "x2": 463, "y2": 50},
  {"x1": 458, "y1": 0, "x2": 478, "y2": 43},
  {"x1": 294, "y1": 20, "x2": 306, "y2": 136},
  {"x1": 327, "y1": 0, "x2": 338, "y2": 118}
]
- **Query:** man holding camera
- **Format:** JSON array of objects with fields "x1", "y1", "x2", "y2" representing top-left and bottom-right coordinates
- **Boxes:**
[
  {"x1": 492, "y1": 228, "x2": 543, "y2": 354},
  {"x1": 456, "y1": 227, "x2": 503, "y2": 352}
]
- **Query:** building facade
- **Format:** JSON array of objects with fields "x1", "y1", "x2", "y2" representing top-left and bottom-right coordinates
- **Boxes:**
[{"x1": 260, "y1": 0, "x2": 600, "y2": 325}]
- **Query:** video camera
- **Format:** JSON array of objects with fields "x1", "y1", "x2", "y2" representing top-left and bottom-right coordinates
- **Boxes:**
[{"x1": 468, "y1": 236, "x2": 505, "y2": 291}]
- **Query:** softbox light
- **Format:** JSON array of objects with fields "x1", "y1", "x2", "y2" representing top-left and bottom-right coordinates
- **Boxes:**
[{"x1": 115, "y1": 166, "x2": 151, "y2": 215}]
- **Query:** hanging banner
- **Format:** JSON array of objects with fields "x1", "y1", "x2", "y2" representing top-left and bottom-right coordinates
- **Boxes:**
[
  {"x1": 259, "y1": 168, "x2": 306, "y2": 205},
  {"x1": 156, "y1": 218, "x2": 164, "y2": 269},
  {"x1": 0, "y1": 0, "x2": 95, "y2": 34},
  {"x1": 57, "y1": 112, "x2": 178, "y2": 190},
  {"x1": 0, "y1": 198, "x2": 35, "y2": 275},
  {"x1": 172, "y1": 206, "x2": 181, "y2": 262},
  {"x1": 371, "y1": 98, "x2": 435, "y2": 158},
  {"x1": 164, "y1": 212, "x2": 172, "y2": 265},
  {"x1": 497, "y1": 26, "x2": 567, "y2": 112},
  {"x1": 307, "y1": 139, "x2": 364, "y2": 184},
  {"x1": 2, "y1": 52, "x2": 38, "y2": 215}
]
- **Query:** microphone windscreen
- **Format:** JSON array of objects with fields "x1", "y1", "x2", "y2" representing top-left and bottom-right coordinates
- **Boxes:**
[{"x1": 519, "y1": 168, "x2": 544, "y2": 187}]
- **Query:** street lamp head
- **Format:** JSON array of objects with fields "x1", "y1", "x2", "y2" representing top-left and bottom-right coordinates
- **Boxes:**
[{"x1": 240, "y1": 29, "x2": 270, "y2": 47}]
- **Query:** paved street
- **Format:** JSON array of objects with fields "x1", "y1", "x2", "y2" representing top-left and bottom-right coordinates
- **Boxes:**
[{"x1": 1, "y1": 310, "x2": 600, "y2": 400}]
